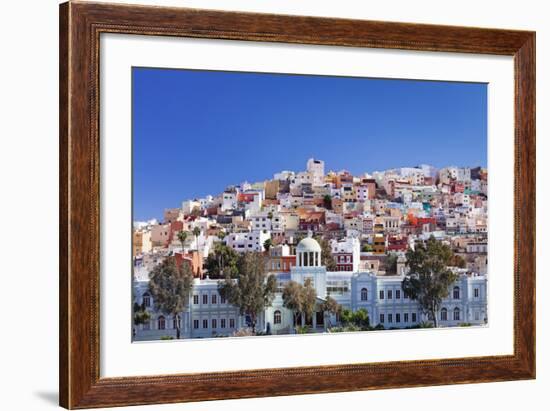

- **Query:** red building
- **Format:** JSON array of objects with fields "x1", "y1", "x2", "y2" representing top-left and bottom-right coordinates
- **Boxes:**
[
  {"x1": 387, "y1": 236, "x2": 408, "y2": 252},
  {"x1": 298, "y1": 211, "x2": 325, "y2": 232}
]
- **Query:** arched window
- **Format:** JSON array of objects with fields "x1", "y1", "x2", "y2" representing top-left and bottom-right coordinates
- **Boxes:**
[
  {"x1": 361, "y1": 288, "x2": 368, "y2": 301},
  {"x1": 158, "y1": 315, "x2": 166, "y2": 330},
  {"x1": 274, "y1": 310, "x2": 282, "y2": 325},
  {"x1": 453, "y1": 286, "x2": 460, "y2": 299},
  {"x1": 453, "y1": 307, "x2": 460, "y2": 321},
  {"x1": 440, "y1": 308, "x2": 448, "y2": 321},
  {"x1": 142, "y1": 292, "x2": 150, "y2": 307},
  {"x1": 173, "y1": 315, "x2": 181, "y2": 329}
]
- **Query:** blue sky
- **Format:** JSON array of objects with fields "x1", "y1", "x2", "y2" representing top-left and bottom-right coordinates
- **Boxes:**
[{"x1": 133, "y1": 67, "x2": 487, "y2": 221}]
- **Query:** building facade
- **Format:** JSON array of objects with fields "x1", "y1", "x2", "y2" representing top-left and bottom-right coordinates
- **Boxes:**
[{"x1": 133, "y1": 237, "x2": 487, "y2": 340}]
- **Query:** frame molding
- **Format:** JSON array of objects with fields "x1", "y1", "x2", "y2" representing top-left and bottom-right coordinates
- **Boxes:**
[{"x1": 59, "y1": 1, "x2": 535, "y2": 408}]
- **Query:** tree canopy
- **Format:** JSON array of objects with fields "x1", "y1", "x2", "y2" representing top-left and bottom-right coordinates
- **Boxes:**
[
  {"x1": 401, "y1": 236, "x2": 458, "y2": 327},
  {"x1": 320, "y1": 295, "x2": 341, "y2": 328},
  {"x1": 314, "y1": 236, "x2": 337, "y2": 271},
  {"x1": 148, "y1": 256, "x2": 194, "y2": 338},
  {"x1": 282, "y1": 278, "x2": 318, "y2": 328},
  {"x1": 204, "y1": 242, "x2": 240, "y2": 279},
  {"x1": 176, "y1": 230, "x2": 188, "y2": 250},
  {"x1": 218, "y1": 252, "x2": 277, "y2": 333}
]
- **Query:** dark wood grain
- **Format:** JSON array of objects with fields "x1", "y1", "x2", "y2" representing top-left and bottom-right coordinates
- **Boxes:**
[{"x1": 59, "y1": 1, "x2": 536, "y2": 408}]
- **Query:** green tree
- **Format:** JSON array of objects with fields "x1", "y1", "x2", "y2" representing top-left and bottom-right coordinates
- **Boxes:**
[
  {"x1": 192, "y1": 226, "x2": 201, "y2": 251},
  {"x1": 218, "y1": 252, "x2": 277, "y2": 333},
  {"x1": 133, "y1": 302, "x2": 151, "y2": 327},
  {"x1": 353, "y1": 308, "x2": 370, "y2": 329},
  {"x1": 301, "y1": 278, "x2": 317, "y2": 325},
  {"x1": 451, "y1": 254, "x2": 467, "y2": 268},
  {"x1": 148, "y1": 257, "x2": 194, "y2": 339},
  {"x1": 362, "y1": 243, "x2": 373, "y2": 252},
  {"x1": 323, "y1": 194, "x2": 332, "y2": 210},
  {"x1": 282, "y1": 280, "x2": 303, "y2": 327},
  {"x1": 340, "y1": 308, "x2": 354, "y2": 326},
  {"x1": 401, "y1": 236, "x2": 459, "y2": 327},
  {"x1": 176, "y1": 230, "x2": 188, "y2": 251},
  {"x1": 320, "y1": 295, "x2": 341, "y2": 328},
  {"x1": 282, "y1": 279, "x2": 318, "y2": 330},
  {"x1": 263, "y1": 238, "x2": 273, "y2": 252},
  {"x1": 314, "y1": 236, "x2": 337, "y2": 271},
  {"x1": 204, "y1": 242, "x2": 239, "y2": 279},
  {"x1": 385, "y1": 253, "x2": 398, "y2": 274}
]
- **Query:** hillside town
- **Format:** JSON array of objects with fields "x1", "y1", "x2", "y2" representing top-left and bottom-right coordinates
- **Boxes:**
[{"x1": 133, "y1": 158, "x2": 488, "y2": 340}]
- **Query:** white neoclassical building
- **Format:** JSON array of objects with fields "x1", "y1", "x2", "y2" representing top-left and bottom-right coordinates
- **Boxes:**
[{"x1": 133, "y1": 236, "x2": 487, "y2": 340}]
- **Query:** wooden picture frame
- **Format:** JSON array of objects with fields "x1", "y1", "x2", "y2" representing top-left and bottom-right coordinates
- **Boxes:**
[{"x1": 59, "y1": 1, "x2": 535, "y2": 408}]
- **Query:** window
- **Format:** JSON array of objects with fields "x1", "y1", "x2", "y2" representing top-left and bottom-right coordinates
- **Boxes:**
[
  {"x1": 441, "y1": 308, "x2": 448, "y2": 321},
  {"x1": 453, "y1": 286, "x2": 460, "y2": 299},
  {"x1": 379, "y1": 290, "x2": 384, "y2": 300},
  {"x1": 404, "y1": 291, "x2": 409, "y2": 299},
  {"x1": 360, "y1": 288, "x2": 368, "y2": 301},
  {"x1": 193, "y1": 295, "x2": 199, "y2": 304},
  {"x1": 173, "y1": 315, "x2": 181, "y2": 329},
  {"x1": 412, "y1": 313, "x2": 417, "y2": 322},
  {"x1": 221, "y1": 295, "x2": 226, "y2": 304},
  {"x1": 212, "y1": 294, "x2": 217, "y2": 304},
  {"x1": 388, "y1": 314, "x2": 393, "y2": 323},
  {"x1": 229, "y1": 318, "x2": 235, "y2": 328},
  {"x1": 221, "y1": 318, "x2": 226, "y2": 328},
  {"x1": 379, "y1": 314, "x2": 385, "y2": 323},
  {"x1": 274, "y1": 310, "x2": 282, "y2": 324},
  {"x1": 453, "y1": 307, "x2": 460, "y2": 321},
  {"x1": 474, "y1": 288, "x2": 480, "y2": 298},
  {"x1": 475, "y1": 311, "x2": 480, "y2": 321},
  {"x1": 212, "y1": 319, "x2": 217, "y2": 329},
  {"x1": 193, "y1": 319, "x2": 199, "y2": 329},
  {"x1": 395, "y1": 290, "x2": 401, "y2": 299},
  {"x1": 396, "y1": 313, "x2": 401, "y2": 323},
  {"x1": 387, "y1": 290, "x2": 392, "y2": 299},
  {"x1": 157, "y1": 316, "x2": 166, "y2": 330},
  {"x1": 142, "y1": 293, "x2": 151, "y2": 307},
  {"x1": 404, "y1": 313, "x2": 409, "y2": 323},
  {"x1": 202, "y1": 294, "x2": 208, "y2": 304},
  {"x1": 143, "y1": 320, "x2": 150, "y2": 330},
  {"x1": 202, "y1": 319, "x2": 208, "y2": 329}
]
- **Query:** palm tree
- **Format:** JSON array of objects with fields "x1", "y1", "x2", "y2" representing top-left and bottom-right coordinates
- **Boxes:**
[
  {"x1": 176, "y1": 230, "x2": 188, "y2": 252},
  {"x1": 192, "y1": 226, "x2": 201, "y2": 252}
]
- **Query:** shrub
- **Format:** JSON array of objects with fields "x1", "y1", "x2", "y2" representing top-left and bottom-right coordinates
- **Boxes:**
[
  {"x1": 232, "y1": 328, "x2": 255, "y2": 337},
  {"x1": 296, "y1": 325, "x2": 312, "y2": 334}
]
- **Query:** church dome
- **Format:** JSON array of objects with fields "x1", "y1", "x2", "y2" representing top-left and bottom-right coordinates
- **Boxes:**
[{"x1": 296, "y1": 237, "x2": 321, "y2": 253}]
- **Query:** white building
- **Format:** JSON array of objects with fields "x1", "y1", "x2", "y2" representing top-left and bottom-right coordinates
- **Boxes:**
[
  {"x1": 307, "y1": 158, "x2": 325, "y2": 186},
  {"x1": 225, "y1": 230, "x2": 271, "y2": 253},
  {"x1": 221, "y1": 190, "x2": 237, "y2": 211},
  {"x1": 182, "y1": 200, "x2": 201, "y2": 215},
  {"x1": 134, "y1": 237, "x2": 487, "y2": 340},
  {"x1": 250, "y1": 212, "x2": 272, "y2": 231},
  {"x1": 273, "y1": 170, "x2": 295, "y2": 181}
]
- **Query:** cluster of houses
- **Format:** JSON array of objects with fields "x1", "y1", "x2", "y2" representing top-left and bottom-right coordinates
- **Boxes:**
[{"x1": 133, "y1": 159, "x2": 488, "y2": 340}]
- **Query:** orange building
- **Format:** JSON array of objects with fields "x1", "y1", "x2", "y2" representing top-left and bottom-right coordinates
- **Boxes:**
[{"x1": 174, "y1": 251, "x2": 203, "y2": 278}]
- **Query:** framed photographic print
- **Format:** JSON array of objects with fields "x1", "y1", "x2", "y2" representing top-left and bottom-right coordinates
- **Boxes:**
[{"x1": 59, "y1": 1, "x2": 535, "y2": 409}]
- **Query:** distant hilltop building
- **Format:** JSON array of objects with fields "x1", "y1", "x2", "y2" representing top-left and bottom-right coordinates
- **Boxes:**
[{"x1": 307, "y1": 158, "x2": 325, "y2": 186}]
